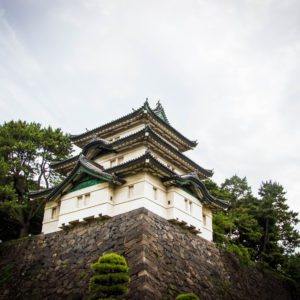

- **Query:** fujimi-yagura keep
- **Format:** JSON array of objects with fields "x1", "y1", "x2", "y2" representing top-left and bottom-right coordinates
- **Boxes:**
[{"x1": 31, "y1": 101, "x2": 229, "y2": 240}]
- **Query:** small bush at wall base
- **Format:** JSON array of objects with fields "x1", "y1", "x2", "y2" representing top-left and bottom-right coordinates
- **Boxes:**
[
  {"x1": 176, "y1": 292, "x2": 200, "y2": 300},
  {"x1": 89, "y1": 253, "x2": 130, "y2": 300}
]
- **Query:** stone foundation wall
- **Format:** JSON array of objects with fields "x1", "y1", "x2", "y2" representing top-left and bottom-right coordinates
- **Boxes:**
[{"x1": 0, "y1": 208, "x2": 293, "y2": 300}]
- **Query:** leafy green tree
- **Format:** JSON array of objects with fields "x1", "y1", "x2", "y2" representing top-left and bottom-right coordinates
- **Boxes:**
[
  {"x1": 0, "y1": 120, "x2": 72, "y2": 239},
  {"x1": 89, "y1": 253, "x2": 130, "y2": 300}
]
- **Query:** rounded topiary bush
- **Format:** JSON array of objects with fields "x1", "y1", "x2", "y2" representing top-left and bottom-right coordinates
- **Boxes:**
[
  {"x1": 89, "y1": 253, "x2": 130, "y2": 300},
  {"x1": 176, "y1": 293, "x2": 200, "y2": 300}
]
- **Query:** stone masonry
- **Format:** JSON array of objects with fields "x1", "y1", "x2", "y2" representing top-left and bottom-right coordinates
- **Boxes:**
[{"x1": 0, "y1": 208, "x2": 294, "y2": 299}]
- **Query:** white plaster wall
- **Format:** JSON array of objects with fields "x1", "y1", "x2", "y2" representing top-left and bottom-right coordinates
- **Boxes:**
[
  {"x1": 112, "y1": 173, "x2": 171, "y2": 219},
  {"x1": 95, "y1": 146, "x2": 146, "y2": 169},
  {"x1": 112, "y1": 173, "x2": 146, "y2": 216},
  {"x1": 42, "y1": 219, "x2": 60, "y2": 234},
  {"x1": 42, "y1": 202, "x2": 60, "y2": 234},
  {"x1": 201, "y1": 208, "x2": 213, "y2": 241},
  {"x1": 42, "y1": 172, "x2": 213, "y2": 241},
  {"x1": 58, "y1": 182, "x2": 113, "y2": 227},
  {"x1": 167, "y1": 187, "x2": 203, "y2": 231}
]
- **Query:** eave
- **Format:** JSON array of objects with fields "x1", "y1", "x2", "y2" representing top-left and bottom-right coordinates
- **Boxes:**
[
  {"x1": 105, "y1": 152, "x2": 176, "y2": 178},
  {"x1": 70, "y1": 104, "x2": 145, "y2": 148},
  {"x1": 111, "y1": 126, "x2": 212, "y2": 178},
  {"x1": 50, "y1": 155, "x2": 79, "y2": 175},
  {"x1": 50, "y1": 138, "x2": 114, "y2": 175},
  {"x1": 51, "y1": 126, "x2": 213, "y2": 178},
  {"x1": 47, "y1": 155, "x2": 125, "y2": 202},
  {"x1": 163, "y1": 173, "x2": 229, "y2": 210},
  {"x1": 29, "y1": 187, "x2": 55, "y2": 200},
  {"x1": 70, "y1": 101, "x2": 197, "y2": 151}
]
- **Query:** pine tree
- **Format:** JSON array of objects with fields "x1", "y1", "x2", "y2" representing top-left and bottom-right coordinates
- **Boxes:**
[
  {"x1": 89, "y1": 253, "x2": 130, "y2": 300},
  {"x1": 212, "y1": 177, "x2": 299, "y2": 268},
  {"x1": 221, "y1": 175, "x2": 252, "y2": 208},
  {"x1": 256, "y1": 181, "x2": 300, "y2": 267}
]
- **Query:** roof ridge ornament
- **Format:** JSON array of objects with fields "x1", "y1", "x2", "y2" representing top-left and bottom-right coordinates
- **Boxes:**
[
  {"x1": 144, "y1": 98, "x2": 149, "y2": 106},
  {"x1": 152, "y1": 100, "x2": 170, "y2": 125},
  {"x1": 155, "y1": 100, "x2": 162, "y2": 109}
]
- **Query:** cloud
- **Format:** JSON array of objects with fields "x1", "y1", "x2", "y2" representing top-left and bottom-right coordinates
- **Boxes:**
[{"x1": 0, "y1": 0, "x2": 299, "y2": 228}]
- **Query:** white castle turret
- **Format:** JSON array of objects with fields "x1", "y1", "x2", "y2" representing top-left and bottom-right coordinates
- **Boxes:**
[{"x1": 31, "y1": 101, "x2": 228, "y2": 241}]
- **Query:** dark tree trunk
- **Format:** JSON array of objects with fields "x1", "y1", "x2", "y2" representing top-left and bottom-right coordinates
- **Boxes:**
[{"x1": 19, "y1": 223, "x2": 30, "y2": 238}]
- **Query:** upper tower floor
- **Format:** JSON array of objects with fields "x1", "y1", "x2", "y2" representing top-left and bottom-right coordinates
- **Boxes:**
[{"x1": 70, "y1": 100, "x2": 198, "y2": 152}]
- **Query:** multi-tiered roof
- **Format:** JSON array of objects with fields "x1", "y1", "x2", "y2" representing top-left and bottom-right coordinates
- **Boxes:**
[{"x1": 31, "y1": 101, "x2": 228, "y2": 210}]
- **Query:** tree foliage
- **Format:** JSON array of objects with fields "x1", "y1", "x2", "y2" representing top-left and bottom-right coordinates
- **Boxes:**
[
  {"x1": 221, "y1": 175, "x2": 252, "y2": 208},
  {"x1": 210, "y1": 175, "x2": 300, "y2": 285},
  {"x1": 0, "y1": 120, "x2": 72, "y2": 240},
  {"x1": 89, "y1": 253, "x2": 130, "y2": 300}
]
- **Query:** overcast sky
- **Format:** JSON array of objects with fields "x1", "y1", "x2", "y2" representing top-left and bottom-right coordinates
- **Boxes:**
[{"x1": 0, "y1": 0, "x2": 299, "y2": 229}]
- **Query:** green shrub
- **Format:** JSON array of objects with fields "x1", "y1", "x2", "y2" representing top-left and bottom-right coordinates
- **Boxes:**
[
  {"x1": 176, "y1": 293, "x2": 200, "y2": 300},
  {"x1": 89, "y1": 253, "x2": 130, "y2": 300}
]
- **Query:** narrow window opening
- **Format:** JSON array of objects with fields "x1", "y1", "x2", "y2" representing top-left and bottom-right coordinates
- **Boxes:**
[
  {"x1": 110, "y1": 159, "x2": 116, "y2": 168},
  {"x1": 168, "y1": 200, "x2": 171, "y2": 205},
  {"x1": 153, "y1": 187, "x2": 157, "y2": 200},
  {"x1": 203, "y1": 213, "x2": 207, "y2": 226},
  {"x1": 85, "y1": 193, "x2": 90, "y2": 205},
  {"x1": 118, "y1": 156, "x2": 124, "y2": 164},
  {"x1": 189, "y1": 201, "x2": 193, "y2": 214},
  {"x1": 77, "y1": 195, "x2": 84, "y2": 208},
  {"x1": 51, "y1": 206, "x2": 59, "y2": 219},
  {"x1": 128, "y1": 185, "x2": 134, "y2": 198},
  {"x1": 185, "y1": 198, "x2": 188, "y2": 211}
]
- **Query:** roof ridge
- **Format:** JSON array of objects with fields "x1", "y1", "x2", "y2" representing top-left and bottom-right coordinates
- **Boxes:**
[{"x1": 70, "y1": 101, "x2": 197, "y2": 150}]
